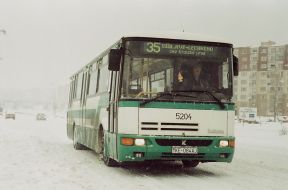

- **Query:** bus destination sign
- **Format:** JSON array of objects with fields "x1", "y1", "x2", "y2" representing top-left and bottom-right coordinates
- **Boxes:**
[{"x1": 143, "y1": 42, "x2": 217, "y2": 57}]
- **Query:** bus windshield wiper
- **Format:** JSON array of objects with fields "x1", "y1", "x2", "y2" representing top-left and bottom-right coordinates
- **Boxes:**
[
  {"x1": 172, "y1": 90, "x2": 226, "y2": 109},
  {"x1": 140, "y1": 92, "x2": 197, "y2": 107}
]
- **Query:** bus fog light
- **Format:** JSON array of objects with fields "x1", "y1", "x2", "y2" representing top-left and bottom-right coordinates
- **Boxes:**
[
  {"x1": 219, "y1": 153, "x2": 227, "y2": 158},
  {"x1": 219, "y1": 140, "x2": 229, "y2": 147},
  {"x1": 135, "y1": 139, "x2": 145, "y2": 146},
  {"x1": 134, "y1": 152, "x2": 144, "y2": 158}
]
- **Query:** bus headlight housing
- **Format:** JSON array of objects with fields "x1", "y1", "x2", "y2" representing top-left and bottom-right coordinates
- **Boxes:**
[
  {"x1": 134, "y1": 138, "x2": 145, "y2": 146},
  {"x1": 219, "y1": 140, "x2": 229, "y2": 147}
]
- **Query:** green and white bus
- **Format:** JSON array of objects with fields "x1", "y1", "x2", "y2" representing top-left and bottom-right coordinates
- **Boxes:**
[{"x1": 67, "y1": 33, "x2": 238, "y2": 167}]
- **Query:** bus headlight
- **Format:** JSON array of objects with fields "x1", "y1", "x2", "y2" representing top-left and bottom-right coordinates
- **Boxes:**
[
  {"x1": 135, "y1": 139, "x2": 145, "y2": 146},
  {"x1": 219, "y1": 140, "x2": 229, "y2": 147}
]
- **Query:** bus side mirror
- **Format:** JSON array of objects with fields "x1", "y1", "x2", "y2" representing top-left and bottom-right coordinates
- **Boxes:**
[
  {"x1": 108, "y1": 49, "x2": 122, "y2": 71},
  {"x1": 233, "y1": 55, "x2": 239, "y2": 76}
]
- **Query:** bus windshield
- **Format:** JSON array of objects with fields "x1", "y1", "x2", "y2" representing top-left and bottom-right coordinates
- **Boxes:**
[{"x1": 121, "y1": 40, "x2": 233, "y2": 102}]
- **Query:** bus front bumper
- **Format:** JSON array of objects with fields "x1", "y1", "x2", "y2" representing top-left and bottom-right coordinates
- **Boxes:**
[{"x1": 117, "y1": 134, "x2": 235, "y2": 163}]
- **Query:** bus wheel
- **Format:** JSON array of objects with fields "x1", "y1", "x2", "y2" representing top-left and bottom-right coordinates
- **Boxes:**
[
  {"x1": 103, "y1": 155, "x2": 119, "y2": 167},
  {"x1": 73, "y1": 127, "x2": 84, "y2": 150},
  {"x1": 99, "y1": 129, "x2": 118, "y2": 167},
  {"x1": 182, "y1": 160, "x2": 199, "y2": 168}
]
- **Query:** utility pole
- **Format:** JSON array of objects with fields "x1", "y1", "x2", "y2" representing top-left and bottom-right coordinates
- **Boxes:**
[
  {"x1": 0, "y1": 29, "x2": 6, "y2": 34},
  {"x1": 0, "y1": 29, "x2": 6, "y2": 61}
]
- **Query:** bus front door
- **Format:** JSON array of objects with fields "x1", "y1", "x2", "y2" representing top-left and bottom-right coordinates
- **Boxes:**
[
  {"x1": 108, "y1": 70, "x2": 119, "y2": 159},
  {"x1": 81, "y1": 70, "x2": 89, "y2": 146}
]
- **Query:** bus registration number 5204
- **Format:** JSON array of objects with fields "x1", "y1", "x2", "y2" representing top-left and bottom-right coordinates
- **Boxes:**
[{"x1": 172, "y1": 146, "x2": 198, "y2": 154}]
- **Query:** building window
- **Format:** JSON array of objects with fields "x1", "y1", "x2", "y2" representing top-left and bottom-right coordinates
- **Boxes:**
[
  {"x1": 241, "y1": 80, "x2": 247, "y2": 85},
  {"x1": 241, "y1": 71, "x2": 247, "y2": 76},
  {"x1": 261, "y1": 56, "x2": 267, "y2": 61},
  {"x1": 260, "y1": 64, "x2": 267, "y2": 69},
  {"x1": 251, "y1": 49, "x2": 258, "y2": 53},
  {"x1": 241, "y1": 57, "x2": 248, "y2": 62},
  {"x1": 261, "y1": 49, "x2": 267, "y2": 54},
  {"x1": 260, "y1": 87, "x2": 266, "y2": 92},
  {"x1": 276, "y1": 55, "x2": 284, "y2": 61}
]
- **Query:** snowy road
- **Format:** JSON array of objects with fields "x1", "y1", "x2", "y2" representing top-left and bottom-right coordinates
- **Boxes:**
[{"x1": 0, "y1": 114, "x2": 288, "y2": 190}]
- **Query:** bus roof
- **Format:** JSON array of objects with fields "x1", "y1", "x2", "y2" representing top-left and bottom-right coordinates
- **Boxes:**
[{"x1": 122, "y1": 32, "x2": 232, "y2": 45}]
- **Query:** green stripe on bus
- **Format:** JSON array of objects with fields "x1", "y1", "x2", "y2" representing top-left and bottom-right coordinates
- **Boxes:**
[
  {"x1": 68, "y1": 109, "x2": 96, "y2": 118},
  {"x1": 118, "y1": 101, "x2": 234, "y2": 110}
]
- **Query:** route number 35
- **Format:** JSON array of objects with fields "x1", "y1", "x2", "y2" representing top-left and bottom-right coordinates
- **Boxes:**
[
  {"x1": 176, "y1": 113, "x2": 192, "y2": 120},
  {"x1": 146, "y1": 42, "x2": 161, "y2": 53}
]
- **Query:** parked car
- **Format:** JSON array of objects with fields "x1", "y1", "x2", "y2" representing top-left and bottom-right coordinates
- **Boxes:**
[
  {"x1": 36, "y1": 113, "x2": 46, "y2": 120},
  {"x1": 0, "y1": 107, "x2": 3, "y2": 116},
  {"x1": 5, "y1": 112, "x2": 16, "y2": 120},
  {"x1": 278, "y1": 116, "x2": 288, "y2": 123}
]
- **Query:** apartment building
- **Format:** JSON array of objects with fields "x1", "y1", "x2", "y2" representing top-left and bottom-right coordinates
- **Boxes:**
[{"x1": 234, "y1": 41, "x2": 288, "y2": 117}]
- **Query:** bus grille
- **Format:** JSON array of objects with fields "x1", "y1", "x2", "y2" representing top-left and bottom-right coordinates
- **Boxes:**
[
  {"x1": 155, "y1": 139, "x2": 212, "y2": 146},
  {"x1": 140, "y1": 122, "x2": 199, "y2": 132}
]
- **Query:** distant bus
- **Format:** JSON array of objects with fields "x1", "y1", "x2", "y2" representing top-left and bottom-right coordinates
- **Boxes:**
[{"x1": 67, "y1": 33, "x2": 238, "y2": 167}]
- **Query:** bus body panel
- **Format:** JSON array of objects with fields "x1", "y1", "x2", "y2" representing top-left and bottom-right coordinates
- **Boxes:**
[
  {"x1": 227, "y1": 111, "x2": 235, "y2": 136},
  {"x1": 118, "y1": 107, "x2": 139, "y2": 134},
  {"x1": 138, "y1": 108, "x2": 230, "y2": 136},
  {"x1": 116, "y1": 134, "x2": 235, "y2": 162},
  {"x1": 67, "y1": 92, "x2": 110, "y2": 150},
  {"x1": 67, "y1": 99, "x2": 82, "y2": 140}
]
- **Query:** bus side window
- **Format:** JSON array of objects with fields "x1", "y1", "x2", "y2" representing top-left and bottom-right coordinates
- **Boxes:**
[
  {"x1": 88, "y1": 64, "x2": 98, "y2": 96},
  {"x1": 97, "y1": 64, "x2": 109, "y2": 93},
  {"x1": 68, "y1": 81, "x2": 72, "y2": 106},
  {"x1": 71, "y1": 77, "x2": 75, "y2": 100},
  {"x1": 86, "y1": 72, "x2": 90, "y2": 95},
  {"x1": 73, "y1": 78, "x2": 77, "y2": 99},
  {"x1": 76, "y1": 72, "x2": 83, "y2": 99},
  {"x1": 218, "y1": 60, "x2": 229, "y2": 89}
]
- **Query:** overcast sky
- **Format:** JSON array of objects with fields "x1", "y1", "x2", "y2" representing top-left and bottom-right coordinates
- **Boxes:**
[{"x1": 0, "y1": 0, "x2": 287, "y2": 90}]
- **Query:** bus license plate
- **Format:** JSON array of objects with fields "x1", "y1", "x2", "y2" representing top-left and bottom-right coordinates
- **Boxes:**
[{"x1": 172, "y1": 146, "x2": 198, "y2": 154}]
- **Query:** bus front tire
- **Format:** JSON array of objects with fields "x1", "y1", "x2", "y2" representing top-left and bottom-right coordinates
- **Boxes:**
[
  {"x1": 99, "y1": 128, "x2": 119, "y2": 167},
  {"x1": 182, "y1": 160, "x2": 199, "y2": 168},
  {"x1": 103, "y1": 155, "x2": 119, "y2": 167}
]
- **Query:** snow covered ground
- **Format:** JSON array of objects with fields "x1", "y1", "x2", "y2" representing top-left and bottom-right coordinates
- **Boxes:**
[{"x1": 0, "y1": 114, "x2": 287, "y2": 190}]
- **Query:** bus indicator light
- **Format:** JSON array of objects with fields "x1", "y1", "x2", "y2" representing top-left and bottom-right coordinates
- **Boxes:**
[
  {"x1": 229, "y1": 140, "x2": 235, "y2": 148},
  {"x1": 121, "y1": 138, "x2": 134, "y2": 146}
]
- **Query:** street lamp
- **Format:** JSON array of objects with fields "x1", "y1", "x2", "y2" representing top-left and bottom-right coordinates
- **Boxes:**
[
  {"x1": 0, "y1": 29, "x2": 6, "y2": 35},
  {"x1": 0, "y1": 29, "x2": 6, "y2": 61}
]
